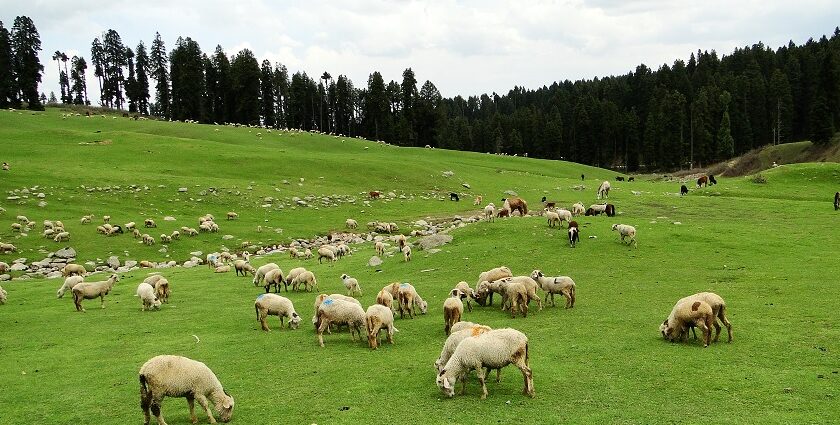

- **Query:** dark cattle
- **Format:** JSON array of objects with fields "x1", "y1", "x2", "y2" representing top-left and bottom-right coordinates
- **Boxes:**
[
  {"x1": 680, "y1": 185, "x2": 689, "y2": 196},
  {"x1": 497, "y1": 209, "x2": 510, "y2": 218},
  {"x1": 709, "y1": 175, "x2": 717, "y2": 185},
  {"x1": 122, "y1": 112, "x2": 129, "y2": 118},
  {"x1": 697, "y1": 176, "x2": 708, "y2": 187},
  {"x1": 450, "y1": 192, "x2": 460, "y2": 202},
  {"x1": 616, "y1": 176, "x2": 625, "y2": 181},
  {"x1": 835, "y1": 192, "x2": 839, "y2": 211},
  {"x1": 605, "y1": 204, "x2": 616, "y2": 217},
  {"x1": 628, "y1": 177, "x2": 635, "y2": 182}
]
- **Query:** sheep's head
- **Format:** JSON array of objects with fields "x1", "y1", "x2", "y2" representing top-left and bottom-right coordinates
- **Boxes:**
[
  {"x1": 340, "y1": 273, "x2": 349, "y2": 280},
  {"x1": 418, "y1": 299, "x2": 429, "y2": 314},
  {"x1": 611, "y1": 224, "x2": 619, "y2": 231},
  {"x1": 436, "y1": 371, "x2": 455, "y2": 397},
  {"x1": 152, "y1": 297, "x2": 162, "y2": 309},
  {"x1": 530, "y1": 270, "x2": 543, "y2": 280},
  {"x1": 57, "y1": 287, "x2": 66, "y2": 298},
  {"x1": 660, "y1": 320, "x2": 677, "y2": 341},
  {"x1": 288, "y1": 312, "x2": 302, "y2": 329},
  {"x1": 217, "y1": 392, "x2": 234, "y2": 422}
]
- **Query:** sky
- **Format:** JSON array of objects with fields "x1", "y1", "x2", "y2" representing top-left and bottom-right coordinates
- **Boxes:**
[{"x1": 2, "y1": 0, "x2": 839, "y2": 102}]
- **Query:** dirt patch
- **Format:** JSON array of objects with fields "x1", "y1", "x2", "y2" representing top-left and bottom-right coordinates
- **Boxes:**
[{"x1": 78, "y1": 139, "x2": 113, "y2": 146}]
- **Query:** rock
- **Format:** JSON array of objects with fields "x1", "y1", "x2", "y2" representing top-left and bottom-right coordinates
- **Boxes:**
[
  {"x1": 13, "y1": 258, "x2": 26, "y2": 264},
  {"x1": 222, "y1": 235, "x2": 234, "y2": 240},
  {"x1": 54, "y1": 247, "x2": 76, "y2": 259},
  {"x1": 167, "y1": 261, "x2": 177, "y2": 267},
  {"x1": 10, "y1": 263, "x2": 28, "y2": 272},
  {"x1": 462, "y1": 183, "x2": 471, "y2": 189},
  {"x1": 504, "y1": 190, "x2": 518, "y2": 196},
  {"x1": 107, "y1": 256, "x2": 120, "y2": 269},
  {"x1": 178, "y1": 187, "x2": 188, "y2": 192},
  {"x1": 84, "y1": 262, "x2": 96, "y2": 272},
  {"x1": 367, "y1": 256, "x2": 383, "y2": 267},
  {"x1": 418, "y1": 234, "x2": 453, "y2": 250},
  {"x1": 164, "y1": 216, "x2": 176, "y2": 221},
  {"x1": 442, "y1": 171, "x2": 454, "y2": 177},
  {"x1": 426, "y1": 248, "x2": 441, "y2": 254},
  {"x1": 182, "y1": 261, "x2": 196, "y2": 268},
  {"x1": 0, "y1": 274, "x2": 10, "y2": 281},
  {"x1": 387, "y1": 192, "x2": 396, "y2": 198},
  {"x1": 190, "y1": 251, "x2": 203, "y2": 257},
  {"x1": 415, "y1": 220, "x2": 428, "y2": 227},
  {"x1": 45, "y1": 271, "x2": 63, "y2": 279},
  {"x1": 117, "y1": 266, "x2": 131, "y2": 273},
  {"x1": 125, "y1": 260, "x2": 137, "y2": 268}
]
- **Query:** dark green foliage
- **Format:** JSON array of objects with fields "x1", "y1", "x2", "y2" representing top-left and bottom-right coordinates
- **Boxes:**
[
  {"x1": 260, "y1": 60, "x2": 276, "y2": 127},
  {"x1": 0, "y1": 21, "x2": 14, "y2": 107},
  {"x1": 149, "y1": 32, "x2": 170, "y2": 117},
  {"x1": 11, "y1": 16, "x2": 43, "y2": 110},
  {"x1": 229, "y1": 49, "x2": 260, "y2": 125},
  {"x1": 134, "y1": 42, "x2": 150, "y2": 114},
  {"x1": 70, "y1": 56, "x2": 88, "y2": 105},
  {"x1": 169, "y1": 37, "x2": 205, "y2": 122}
]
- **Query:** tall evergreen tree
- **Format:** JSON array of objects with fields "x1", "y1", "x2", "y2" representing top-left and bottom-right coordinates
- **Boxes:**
[
  {"x1": 11, "y1": 16, "x2": 44, "y2": 110},
  {"x1": 400, "y1": 68, "x2": 418, "y2": 144},
  {"x1": 90, "y1": 37, "x2": 105, "y2": 106},
  {"x1": 272, "y1": 63, "x2": 289, "y2": 128},
  {"x1": 150, "y1": 32, "x2": 170, "y2": 117},
  {"x1": 169, "y1": 36, "x2": 205, "y2": 121},
  {"x1": 101, "y1": 29, "x2": 126, "y2": 109},
  {"x1": 124, "y1": 46, "x2": 137, "y2": 112},
  {"x1": 134, "y1": 41, "x2": 150, "y2": 114},
  {"x1": 717, "y1": 91, "x2": 735, "y2": 159},
  {"x1": 209, "y1": 45, "x2": 231, "y2": 124},
  {"x1": 0, "y1": 21, "x2": 14, "y2": 107},
  {"x1": 260, "y1": 59, "x2": 276, "y2": 127},
  {"x1": 363, "y1": 71, "x2": 388, "y2": 140},
  {"x1": 229, "y1": 48, "x2": 260, "y2": 125},
  {"x1": 70, "y1": 56, "x2": 88, "y2": 105}
]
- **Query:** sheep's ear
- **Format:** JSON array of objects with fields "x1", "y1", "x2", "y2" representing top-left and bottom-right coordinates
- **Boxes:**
[
  {"x1": 292, "y1": 312, "x2": 299, "y2": 318},
  {"x1": 438, "y1": 369, "x2": 446, "y2": 377}
]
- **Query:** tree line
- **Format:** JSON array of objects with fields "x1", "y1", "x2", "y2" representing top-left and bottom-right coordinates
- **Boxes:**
[{"x1": 1, "y1": 15, "x2": 838, "y2": 171}]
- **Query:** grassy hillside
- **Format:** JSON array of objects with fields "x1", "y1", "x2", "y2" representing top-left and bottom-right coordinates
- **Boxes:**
[
  {"x1": 698, "y1": 140, "x2": 840, "y2": 177},
  {"x1": 0, "y1": 108, "x2": 838, "y2": 424}
]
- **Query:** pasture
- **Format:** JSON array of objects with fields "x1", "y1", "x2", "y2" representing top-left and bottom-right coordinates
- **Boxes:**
[{"x1": 0, "y1": 108, "x2": 838, "y2": 424}]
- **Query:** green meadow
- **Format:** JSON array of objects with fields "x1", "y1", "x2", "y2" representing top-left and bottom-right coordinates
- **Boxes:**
[{"x1": 0, "y1": 108, "x2": 838, "y2": 424}]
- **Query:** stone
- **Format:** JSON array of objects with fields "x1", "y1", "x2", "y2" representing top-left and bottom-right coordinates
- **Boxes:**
[
  {"x1": 418, "y1": 234, "x2": 453, "y2": 250},
  {"x1": 0, "y1": 274, "x2": 10, "y2": 281},
  {"x1": 222, "y1": 235, "x2": 234, "y2": 240},
  {"x1": 178, "y1": 187, "x2": 188, "y2": 192},
  {"x1": 45, "y1": 271, "x2": 63, "y2": 279},
  {"x1": 182, "y1": 261, "x2": 196, "y2": 268},
  {"x1": 54, "y1": 247, "x2": 76, "y2": 259},
  {"x1": 164, "y1": 216, "x2": 176, "y2": 221},
  {"x1": 125, "y1": 260, "x2": 137, "y2": 268},
  {"x1": 10, "y1": 263, "x2": 28, "y2": 272},
  {"x1": 504, "y1": 190, "x2": 518, "y2": 196},
  {"x1": 462, "y1": 183, "x2": 471, "y2": 189},
  {"x1": 107, "y1": 256, "x2": 120, "y2": 269},
  {"x1": 190, "y1": 251, "x2": 203, "y2": 257},
  {"x1": 367, "y1": 256, "x2": 383, "y2": 267}
]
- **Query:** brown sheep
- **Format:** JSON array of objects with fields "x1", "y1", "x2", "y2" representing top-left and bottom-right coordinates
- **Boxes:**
[
  {"x1": 443, "y1": 291, "x2": 464, "y2": 335},
  {"x1": 697, "y1": 176, "x2": 708, "y2": 187},
  {"x1": 502, "y1": 197, "x2": 528, "y2": 216}
]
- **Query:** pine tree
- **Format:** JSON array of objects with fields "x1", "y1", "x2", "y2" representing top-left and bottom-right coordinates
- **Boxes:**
[
  {"x1": 229, "y1": 48, "x2": 260, "y2": 125},
  {"x1": 260, "y1": 59, "x2": 275, "y2": 127},
  {"x1": 150, "y1": 32, "x2": 170, "y2": 117},
  {"x1": 70, "y1": 56, "x2": 88, "y2": 105},
  {"x1": 400, "y1": 68, "x2": 418, "y2": 144},
  {"x1": 169, "y1": 36, "x2": 205, "y2": 122},
  {"x1": 208, "y1": 46, "x2": 231, "y2": 124},
  {"x1": 272, "y1": 63, "x2": 289, "y2": 128},
  {"x1": 90, "y1": 37, "x2": 105, "y2": 106},
  {"x1": 11, "y1": 16, "x2": 44, "y2": 110},
  {"x1": 134, "y1": 42, "x2": 150, "y2": 114},
  {"x1": 0, "y1": 21, "x2": 14, "y2": 107},
  {"x1": 717, "y1": 91, "x2": 735, "y2": 159},
  {"x1": 124, "y1": 46, "x2": 137, "y2": 112},
  {"x1": 101, "y1": 29, "x2": 126, "y2": 109},
  {"x1": 363, "y1": 71, "x2": 388, "y2": 140}
]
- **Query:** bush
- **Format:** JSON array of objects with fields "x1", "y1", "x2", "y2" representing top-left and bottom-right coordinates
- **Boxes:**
[{"x1": 751, "y1": 173, "x2": 768, "y2": 184}]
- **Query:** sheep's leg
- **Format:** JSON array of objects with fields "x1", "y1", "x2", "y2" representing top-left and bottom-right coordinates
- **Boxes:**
[
  {"x1": 317, "y1": 319, "x2": 331, "y2": 347},
  {"x1": 150, "y1": 395, "x2": 167, "y2": 425},
  {"x1": 459, "y1": 373, "x2": 468, "y2": 395},
  {"x1": 495, "y1": 368, "x2": 501, "y2": 383},
  {"x1": 518, "y1": 363, "x2": 535, "y2": 397},
  {"x1": 712, "y1": 320, "x2": 721, "y2": 343},
  {"x1": 140, "y1": 387, "x2": 152, "y2": 425},
  {"x1": 476, "y1": 368, "x2": 488, "y2": 400},
  {"x1": 186, "y1": 394, "x2": 197, "y2": 424},
  {"x1": 387, "y1": 326, "x2": 394, "y2": 344},
  {"x1": 259, "y1": 313, "x2": 270, "y2": 331},
  {"x1": 719, "y1": 311, "x2": 733, "y2": 342},
  {"x1": 195, "y1": 394, "x2": 215, "y2": 424},
  {"x1": 100, "y1": 295, "x2": 106, "y2": 309}
]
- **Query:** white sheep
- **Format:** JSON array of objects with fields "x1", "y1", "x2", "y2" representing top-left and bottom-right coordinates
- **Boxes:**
[
  {"x1": 80, "y1": 215, "x2": 92, "y2": 224},
  {"x1": 484, "y1": 203, "x2": 496, "y2": 222},
  {"x1": 436, "y1": 328, "x2": 535, "y2": 399},
  {"x1": 136, "y1": 282, "x2": 162, "y2": 311},
  {"x1": 597, "y1": 180, "x2": 611, "y2": 199},
  {"x1": 103, "y1": 215, "x2": 111, "y2": 224},
  {"x1": 139, "y1": 355, "x2": 235, "y2": 425},
  {"x1": 376, "y1": 288, "x2": 394, "y2": 311},
  {"x1": 475, "y1": 266, "x2": 513, "y2": 289},
  {"x1": 345, "y1": 218, "x2": 358, "y2": 229},
  {"x1": 226, "y1": 211, "x2": 238, "y2": 220},
  {"x1": 365, "y1": 304, "x2": 398, "y2": 349},
  {"x1": 571, "y1": 202, "x2": 585, "y2": 216},
  {"x1": 340, "y1": 273, "x2": 362, "y2": 297},
  {"x1": 318, "y1": 246, "x2": 336, "y2": 264},
  {"x1": 303, "y1": 248, "x2": 313, "y2": 259},
  {"x1": 214, "y1": 265, "x2": 231, "y2": 273},
  {"x1": 556, "y1": 209, "x2": 573, "y2": 227},
  {"x1": 262, "y1": 268, "x2": 286, "y2": 293},
  {"x1": 663, "y1": 292, "x2": 733, "y2": 343},
  {"x1": 476, "y1": 279, "x2": 530, "y2": 318},
  {"x1": 454, "y1": 281, "x2": 475, "y2": 312},
  {"x1": 291, "y1": 270, "x2": 318, "y2": 292},
  {"x1": 315, "y1": 298, "x2": 367, "y2": 347},
  {"x1": 375, "y1": 241, "x2": 385, "y2": 256},
  {"x1": 255, "y1": 294, "x2": 301, "y2": 331},
  {"x1": 611, "y1": 223, "x2": 637, "y2": 247},
  {"x1": 397, "y1": 282, "x2": 428, "y2": 319},
  {"x1": 530, "y1": 270, "x2": 576, "y2": 308},
  {"x1": 0, "y1": 261, "x2": 8, "y2": 273},
  {"x1": 233, "y1": 260, "x2": 255, "y2": 277},
  {"x1": 285, "y1": 267, "x2": 306, "y2": 288},
  {"x1": 402, "y1": 244, "x2": 412, "y2": 262},
  {"x1": 434, "y1": 324, "x2": 495, "y2": 380},
  {"x1": 16, "y1": 215, "x2": 29, "y2": 223},
  {"x1": 659, "y1": 299, "x2": 715, "y2": 347},
  {"x1": 154, "y1": 278, "x2": 171, "y2": 304},
  {"x1": 125, "y1": 221, "x2": 136, "y2": 230},
  {"x1": 0, "y1": 243, "x2": 16, "y2": 253},
  {"x1": 56, "y1": 275, "x2": 85, "y2": 298},
  {"x1": 72, "y1": 274, "x2": 119, "y2": 312},
  {"x1": 10, "y1": 222, "x2": 22, "y2": 232},
  {"x1": 0, "y1": 284, "x2": 7, "y2": 305},
  {"x1": 144, "y1": 218, "x2": 156, "y2": 228},
  {"x1": 443, "y1": 293, "x2": 464, "y2": 335},
  {"x1": 170, "y1": 230, "x2": 180, "y2": 240},
  {"x1": 288, "y1": 247, "x2": 300, "y2": 259},
  {"x1": 252, "y1": 263, "x2": 280, "y2": 286},
  {"x1": 545, "y1": 210, "x2": 560, "y2": 227}
]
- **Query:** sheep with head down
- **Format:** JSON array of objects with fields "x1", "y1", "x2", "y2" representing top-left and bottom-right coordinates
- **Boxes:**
[
  {"x1": 611, "y1": 224, "x2": 637, "y2": 248},
  {"x1": 255, "y1": 294, "x2": 301, "y2": 331},
  {"x1": 660, "y1": 299, "x2": 715, "y2": 347}
]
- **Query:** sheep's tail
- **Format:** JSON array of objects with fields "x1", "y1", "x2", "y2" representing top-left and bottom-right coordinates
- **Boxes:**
[
  {"x1": 525, "y1": 342, "x2": 530, "y2": 366},
  {"x1": 255, "y1": 304, "x2": 260, "y2": 323},
  {"x1": 365, "y1": 315, "x2": 375, "y2": 335},
  {"x1": 139, "y1": 374, "x2": 148, "y2": 393}
]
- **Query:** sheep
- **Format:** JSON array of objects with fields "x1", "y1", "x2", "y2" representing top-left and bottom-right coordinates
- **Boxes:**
[
  {"x1": 450, "y1": 192, "x2": 460, "y2": 201},
  {"x1": 144, "y1": 218, "x2": 156, "y2": 228},
  {"x1": 285, "y1": 267, "x2": 306, "y2": 288},
  {"x1": 611, "y1": 224, "x2": 638, "y2": 248},
  {"x1": 450, "y1": 321, "x2": 485, "y2": 334},
  {"x1": 540, "y1": 196, "x2": 557, "y2": 210},
  {"x1": 71, "y1": 274, "x2": 119, "y2": 312},
  {"x1": 340, "y1": 273, "x2": 362, "y2": 297},
  {"x1": 369, "y1": 190, "x2": 381, "y2": 199},
  {"x1": 139, "y1": 260, "x2": 154, "y2": 268},
  {"x1": 125, "y1": 221, "x2": 136, "y2": 230},
  {"x1": 473, "y1": 266, "x2": 513, "y2": 305},
  {"x1": 154, "y1": 278, "x2": 171, "y2": 304},
  {"x1": 318, "y1": 246, "x2": 336, "y2": 264},
  {"x1": 376, "y1": 288, "x2": 394, "y2": 311},
  {"x1": 585, "y1": 203, "x2": 608, "y2": 216},
  {"x1": 291, "y1": 270, "x2": 318, "y2": 292},
  {"x1": 133, "y1": 228, "x2": 142, "y2": 238},
  {"x1": 80, "y1": 215, "x2": 92, "y2": 224},
  {"x1": 568, "y1": 222, "x2": 580, "y2": 248},
  {"x1": 835, "y1": 192, "x2": 840, "y2": 211},
  {"x1": 159, "y1": 234, "x2": 171, "y2": 244},
  {"x1": 142, "y1": 234, "x2": 155, "y2": 245},
  {"x1": 443, "y1": 293, "x2": 464, "y2": 335},
  {"x1": 397, "y1": 282, "x2": 428, "y2": 319},
  {"x1": 454, "y1": 281, "x2": 475, "y2": 312},
  {"x1": 0, "y1": 261, "x2": 7, "y2": 273},
  {"x1": 366, "y1": 304, "x2": 398, "y2": 349},
  {"x1": 502, "y1": 197, "x2": 528, "y2": 216},
  {"x1": 233, "y1": 260, "x2": 255, "y2": 277},
  {"x1": 10, "y1": 223, "x2": 22, "y2": 232},
  {"x1": 303, "y1": 248, "x2": 313, "y2": 259},
  {"x1": 56, "y1": 275, "x2": 85, "y2": 298},
  {"x1": 402, "y1": 244, "x2": 412, "y2": 262},
  {"x1": 16, "y1": 215, "x2": 29, "y2": 223},
  {"x1": 556, "y1": 209, "x2": 573, "y2": 227},
  {"x1": 170, "y1": 230, "x2": 180, "y2": 240},
  {"x1": 62, "y1": 263, "x2": 87, "y2": 277},
  {"x1": 395, "y1": 234, "x2": 407, "y2": 249},
  {"x1": 659, "y1": 299, "x2": 715, "y2": 347},
  {"x1": 473, "y1": 195, "x2": 483, "y2": 205},
  {"x1": 615, "y1": 176, "x2": 625, "y2": 181},
  {"x1": 375, "y1": 241, "x2": 385, "y2": 256},
  {"x1": 139, "y1": 355, "x2": 234, "y2": 425},
  {"x1": 434, "y1": 324, "x2": 497, "y2": 384},
  {"x1": 546, "y1": 210, "x2": 560, "y2": 227},
  {"x1": 43, "y1": 228, "x2": 55, "y2": 238},
  {"x1": 316, "y1": 298, "x2": 367, "y2": 347},
  {"x1": 226, "y1": 211, "x2": 238, "y2": 220},
  {"x1": 136, "y1": 282, "x2": 162, "y2": 311},
  {"x1": 597, "y1": 180, "x2": 611, "y2": 199},
  {"x1": 252, "y1": 263, "x2": 280, "y2": 286},
  {"x1": 214, "y1": 265, "x2": 231, "y2": 273},
  {"x1": 681, "y1": 185, "x2": 689, "y2": 196},
  {"x1": 663, "y1": 292, "x2": 732, "y2": 343},
  {"x1": 476, "y1": 279, "x2": 529, "y2": 318},
  {"x1": 0, "y1": 284, "x2": 6, "y2": 305},
  {"x1": 488, "y1": 275, "x2": 543, "y2": 310},
  {"x1": 530, "y1": 270, "x2": 576, "y2": 308},
  {"x1": 186, "y1": 228, "x2": 198, "y2": 237},
  {"x1": 255, "y1": 294, "x2": 301, "y2": 331},
  {"x1": 436, "y1": 328, "x2": 534, "y2": 399},
  {"x1": 0, "y1": 243, "x2": 16, "y2": 253},
  {"x1": 53, "y1": 232, "x2": 70, "y2": 242},
  {"x1": 262, "y1": 268, "x2": 286, "y2": 293},
  {"x1": 571, "y1": 202, "x2": 585, "y2": 216},
  {"x1": 103, "y1": 215, "x2": 111, "y2": 224},
  {"x1": 496, "y1": 207, "x2": 510, "y2": 218},
  {"x1": 483, "y1": 203, "x2": 496, "y2": 222},
  {"x1": 345, "y1": 218, "x2": 358, "y2": 229}
]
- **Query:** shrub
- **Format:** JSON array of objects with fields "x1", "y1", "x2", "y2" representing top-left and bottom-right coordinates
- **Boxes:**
[{"x1": 751, "y1": 173, "x2": 767, "y2": 184}]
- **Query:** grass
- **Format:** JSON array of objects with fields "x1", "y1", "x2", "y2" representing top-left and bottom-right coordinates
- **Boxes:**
[{"x1": 0, "y1": 108, "x2": 838, "y2": 424}]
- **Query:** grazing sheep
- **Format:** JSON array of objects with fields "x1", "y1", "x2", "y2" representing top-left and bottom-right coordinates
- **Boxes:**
[
  {"x1": 214, "y1": 265, "x2": 231, "y2": 273},
  {"x1": 226, "y1": 211, "x2": 238, "y2": 220},
  {"x1": 663, "y1": 292, "x2": 732, "y2": 343},
  {"x1": 395, "y1": 234, "x2": 407, "y2": 249},
  {"x1": 80, "y1": 215, "x2": 92, "y2": 224},
  {"x1": 585, "y1": 203, "x2": 606, "y2": 216},
  {"x1": 142, "y1": 234, "x2": 155, "y2": 245},
  {"x1": 103, "y1": 215, "x2": 111, "y2": 224},
  {"x1": 170, "y1": 230, "x2": 180, "y2": 240},
  {"x1": 318, "y1": 246, "x2": 336, "y2": 264},
  {"x1": 0, "y1": 284, "x2": 6, "y2": 305},
  {"x1": 436, "y1": 328, "x2": 534, "y2": 399},
  {"x1": 473, "y1": 195, "x2": 483, "y2": 206},
  {"x1": 530, "y1": 270, "x2": 576, "y2": 308},
  {"x1": 450, "y1": 192, "x2": 460, "y2": 201},
  {"x1": 10, "y1": 223, "x2": 22, "y2": 232},
  {"x1": 434, "y1": 324, "x2": 494, "y2": 374},
  {"x1": 605, "y1": 204, "x2": 616, "y2": 217},
  {"x1": 139, "y1": 355, "x2": 234, "y2": 425},
  {"x1": 450, "y1": 321, "x2": 484, "y2": 334},
  {"x1": 233, "y1": 260, "x2": 255, "y2": 277},
  {"x1": 285, "y1": 267, "x2": 306, "y2": 288},
  {"x1": 159, "y1": 234, "x2": 171, "y2": 244},
  {"x1": 136, "y1": 282, "x2": 162, "y2": 311},
  {"x1": 144, "y1": 218, "x2": 156, "y2": 228},
  {"x1": 597, "y1": 181, "x2": 611, "y2": 199},
  {"x1": 615, "y1": 176, "x2": 625, "y2": 181},
  {"x1": 255, "y1": 294, "x2": 301, "y2": 331},
  {"x1": 345, "y1": 218, "x2": 358, "y2": 229},
  {"x1": 303, "y1": 248, "x2": 313, "y2": 259},
  {"x1": 139, "y1": 260, "x2": 154, "y2": 268},
  {"x1": 659, "y1": 299, "x2": 714, "y2": 347},
  {"x1": 375, "y1": 241, "x2": 385, "y2": 256},
  {"x1": 545, "y1": 210, "x2": 560, "y2": 228},
  {"x1": 402, "y1": 245, "x2": 412, "y2": 262},
  {"x1": 473, "y1": 266, "x2": 513, "y2": 306},
  {"x1": 496, "y1": 208, "x2": 510, "y2": 218},
  {"x1": 340, "y1": 273, "x2": 362, "y2": 297},
  {"x1": 568, "y1": 222, "x2": 580, "y2": 248},
  {"x1": 397, "y1": 283, "x2": 428, "y2": 319},
  {"x1": 556, "y1": 209, "x2": 573, "y2": 227},
  {"x1": 571, "y1": 202, "x2": 585, "y2": 216},
  {"x1": 53, "y1": 231, "x2": 70, "y2": 242},
  {"x1": 476, "y1": 279, "x2": 529, "y2": 318},
  {"x1": 502, "y1": 197, "x2": 528, "y2": 216},
  {"x1": 366, "y1": 304, "x2": 397, "y2": 349},
  {"x1": 133, "y1": 228, "x2": 142, "y2": 238},
  {"x1": 454, "y1": 281, "x2": 475, "y2": 312},
  {"x1": 71, "y1": 274, "x2": 119, "y2": 312},
  {"x1": 252, "y1": 263, "x2": 280, "y2": 286},
  {"x1": 0, "y1": 243, "x2": 16, "y2": 253},
  {"x1": 376, "y1": 288, "x2": 394, "y2": 310},
  {"x1": 153, "y1": 278, "x2": 171, "y2": 304},
  {"x1": 56, "y1": 275, "x2": 85, "y2": 298},
  {"x1": 262, "y1": 268, "x2": 286, "y2": 293},
  {"x1": 0, "y1": 261, "x2": 7, "y2": 273},
  {"x1": 611, "y1": 224, "x2": 638, "y2": 247},
  {"x1": 291, "y1": 270, "x2": 318, "y2": 292},
  {"x1": 697, "y1": 176, "x2": 708, "y2": 187},
  {"x1": 681, "y1": 185, "x2": 689, "y2": 196},
  {"x1": 316, "y1": 298, "x2": 367, "y2": 347},
  {"x1": 125, "y1": 221, "x2": 136, "y2": 230},
  {"x1": 484, "y1": 203, "x2": 496, "y2": 222},
  {"x1": 16, "y1": 215, "x2": 29, "y2": 223},
  {"x1": 443, "y1": 293, "x2": 464, "y2": 335},
  {"x1": 43, "y1": 228, "x2": 55, "y2": 238},
  {"x1": 62, "y1": 263, "x2": 87, "y2": 277}
]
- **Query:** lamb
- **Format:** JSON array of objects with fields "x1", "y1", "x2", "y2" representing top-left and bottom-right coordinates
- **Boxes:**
[
  {"x1": 0, "y1": 284, "x2": 6, "y2": 305},
  {"x1": 556, "y1": 209, "x2": 573, "y2": 227},
  {"x1": 375, "y1": 241, "x2": 386, "y2": 256},
  {"x1": 376, "y1": 288, "x2": 394, "y2": 310},
  {"x1": 56, "y1": 275, "x2": 85, "y2": 298},
  {"x1": 473, "y1": 195, "x2": 483, "y2": 206},
  {"x1": 496, "y1": 208, "x2": 510, "y2": 218},
  {"x1": 233, "y1": 260, "x2": 255, "y2": 277},
  {"x1": 597, "y1": 180, "x2": 611, "y2": 199},
  {"x1": 71, "y1": 274, "x2": 119, "y2": 312},
  {"x1": 139, "y1": 355, "x2": 234, "y2": 425},
  {"x1": 397, "y1": 282, "x2": 428, "y2": 319},
  {"x1": 436, "y1": 328, "x2": 534, "y2": 399},
  {"x1": 530, "y1": 270, "x2": 576, "y2": 308},
  {"x1": 366, "y1": 304, "x2": 397, "y2": 349},
  {"x1": 571, "y1": 202, "x2": 585, "y2": 216},
  {"x1": 291, "y1": 270, "x2": 318, "y2": 292},
  {"x1": 476, "y1": 279, "x2": 529, "y2": 318},
  {"x1": 53, "y1": 231, "x2": 70, "y2": 242},
  {"x1": 252, "y1": 263, "x2": 280, "y2": 286},
  {"x1": 395, "y1": 234, "x2": 407, "y2": 249},
  {"x1": 144, "y1": 218, "x2": 157, "y2": 228},
  {"x1": 568, "y1": 221, "x2": 580, "y2": 248},
  {"x1": 103, "y1": 215, "x2": 111, "y2": 224},
  {"x1": 262, "y1": 268, "x2": 286, "y2": 293},
  {"x1": 303, "y1": 248, "x2": 312, "y2": 259},
  {"x1": 540, "y1": 196, "x2": 557, "y2": 210},
  {"x1": 340, "y1": 273, "x2": 362, "y2": 297},
  {"x1": 226, "y1": 211, "x2": 238, "y2": 220},
  {"x1": 473, "y1": 266, "x2": 513, "y2": 306},
  {"x1": 62, "y1": 263, "x2": 87, "y2": 277},
  {"x1": 434, "y1": 324, "x2": 497, "y2": 383},
  {"x1": 484, "y1": 203, "x2": 496, "y2": 222},
  {"x1": 285, "y1": 267, "x2": 307, "y2": 288},
  {"x1": 214, "y1": 265, "x2": 231, "y2": 273},
  {"x1": 80, "y1": 215, "x2": 92, "y2": 224},
  {"x1": 659, "y1": 299, "x2": 715, "y2": 347},
  {"x1": 345, "y1": 218, "x2": 358, "y2": 229},
  {"x1": 133, "y1": 229, "x2": 142, "y2": 238},
  {"x1": 611, "y1": 224, "x2": 638, "y2": 248},
  {"x1": 125, "y1": 221, "x2": 136, "y2": 230},
  {"x1": 136, "y1": 282, "x2": 162, "y2": 311},
  {"x1": 255, "y1": 294, "x2": 302, "y2": 331},
  {"x1": 443, "y1": 292, "x2": 465, "y2": 335},
  {"x1": 318, "y1": 246, "x2": 336, "y2": 264},
  {"x1": 663, "y1": 292, "x2": 732, "y2": 343},
  {"x1": 316, "y1": 298, "x2": 367, "y2": 347},
  {"x1": 402, "y1": 244, "x2": 412, "y2": 262},
  {"x1": 454, "y1": 281, "x2": 475, "y2": 312},
  {"x1": 545, "y1": 210, "x2": 560, "y2": 228}
]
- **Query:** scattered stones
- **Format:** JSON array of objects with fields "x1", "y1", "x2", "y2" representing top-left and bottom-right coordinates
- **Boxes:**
[
  {"x1": 418, "y1": 234, "x2": 453, "y2": 250},
  {"x1": 54, "y1": 247, "x2": 76, "y2": 259},
  {"x1": 504, "y1": 190, "x2": 518, "y2": 196}
]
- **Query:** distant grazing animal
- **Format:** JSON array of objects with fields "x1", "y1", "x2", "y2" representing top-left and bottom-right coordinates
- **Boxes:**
[
  {"x1": 369, "y1": 191, "x2": 381, "y2": 199},
  {"x1": 604, "y1": 204, "x2": 615, "y2": 217},
  {"x1": 697, "y1": 176, "x2": 708, "y2": 187},
  {"x1": 450, "y1": 192, "x2": 460, "y2": 201},
  {"x1": 615, "y1": 176, "x2": 625, "y2": 181},
  {"x1": 597, "y1": 181, "x2": 611, "y2": 199},
  {"x1": 497, "y1": 209, "x2": 510, "y2": 218},
  {"x1": 628, "y1": 177, "x2": 635, "y2": 182},
  {"x1": 708, "y1": 174, "x2": 717, "y2": 185},
  {"x1": 502, "y1": 197, "x2": 528, "y2": 216},
  {"x1": 540, "y1": 196, "x2": 556, "y2": 210},
  {"x1": 568, "y1": 221, "x2": 579, "y2": 248},
  {"x1": 836, "y1": 192, "x2": 840, "y2": 211},
  {"x1": 581, "y1": 174, "x2": 585, "y2": 180},
  {"x1": 473, "y1": 196, "x2": 483, "y2": 205},
  {"x1": 680, "y1": 185, "x2": 689, "y2": 196}
]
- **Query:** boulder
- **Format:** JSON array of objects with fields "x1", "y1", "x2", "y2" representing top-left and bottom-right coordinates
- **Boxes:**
[
  {"x1": 418, "y1": 234, "x2": 453, "y2": 250},
  {"x1": 10, "y1": 263, "x2": 28, "y2": 272},
  {"x1": 54, "y1": 247, "x2": 76, "y2": 259},
  {"x1": 107, "y1": 256, "x2": 120, "y2": 269},
  {"x1": 367, "y1": 256, "x2": 383, "y2": 267}
]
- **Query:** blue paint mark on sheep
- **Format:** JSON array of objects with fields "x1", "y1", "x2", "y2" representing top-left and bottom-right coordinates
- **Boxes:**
[
  {"x1": 256, "y1": 294, "x2": 265, "y2": 300},
  {"x1": 400, "y1": 283, "x2": 409, "y2": 288},
  {"x1": 323, "y1": 299, "x2": 334, "y2": 306}
]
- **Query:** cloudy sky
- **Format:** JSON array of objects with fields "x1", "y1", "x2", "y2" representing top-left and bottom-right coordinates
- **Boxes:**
[{"x1": 2, "y1": 0, "x2": 838, "y2": 101}]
